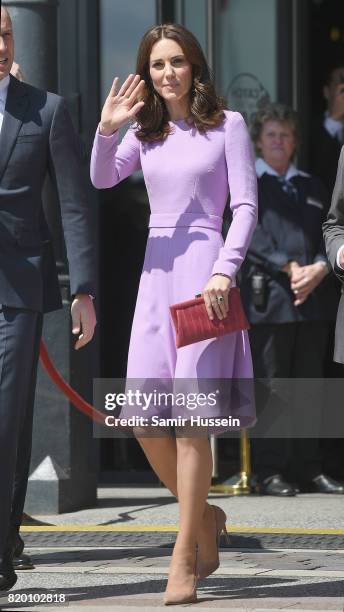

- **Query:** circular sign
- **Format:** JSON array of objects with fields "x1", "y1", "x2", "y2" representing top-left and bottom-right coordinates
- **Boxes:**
[{"x1": 225, "y1": 73, "x2": 271, "y2": 125}]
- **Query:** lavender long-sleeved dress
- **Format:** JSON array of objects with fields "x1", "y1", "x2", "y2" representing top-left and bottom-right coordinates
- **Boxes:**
[{"x1": 91, "y1": 111, "x2": 258, "y2": 428}]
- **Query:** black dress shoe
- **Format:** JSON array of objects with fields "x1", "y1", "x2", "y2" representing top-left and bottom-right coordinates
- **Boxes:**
[
  {"x1": 302, "y1": 473, "x2": 344, "y2": 494},
  {"x1": 13, "y1": 553, "x2": 35, "y2": 571},
  {"x1": 259, "y1": 474, "x2": 297, "y2": 496},
  {"x1": 0, "y1": 571, "x2": 17, "y2": 592}
]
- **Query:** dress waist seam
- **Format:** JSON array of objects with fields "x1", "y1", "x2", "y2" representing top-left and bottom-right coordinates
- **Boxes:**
[{"x1": 148, "y1": 212, "x2": 223, "y2": 231}]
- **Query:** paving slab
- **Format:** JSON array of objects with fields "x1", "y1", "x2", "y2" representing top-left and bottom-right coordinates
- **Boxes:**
[
  {"x1": 1, "y1": 487, "x2": 342, "y2": 610},
  {"x1": 1, "y1": 547, "x2": 344, "y2": 610}
]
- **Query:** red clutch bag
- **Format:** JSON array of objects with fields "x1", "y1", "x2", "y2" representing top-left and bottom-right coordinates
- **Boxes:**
[{"x1": 170, "y1": 287, "x2": 250, "y2": 348}]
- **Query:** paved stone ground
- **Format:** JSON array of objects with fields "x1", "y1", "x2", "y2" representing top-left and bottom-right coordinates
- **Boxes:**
[
  {"x1": 1, "y1": 487, "x2": 344, "y2": 611},
  {"x1": 31, "y1": 486, "x2": 344, "y2": 529},
  {"x1": 1, "y1": 551, "x2": 344, "y2": 611}
]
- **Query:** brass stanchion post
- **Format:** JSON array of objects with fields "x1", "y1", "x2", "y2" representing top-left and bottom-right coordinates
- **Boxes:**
[
  {"x1": 211, "y1": 435, "x2": 218, "y2": 479},
  {"x1": 210, "y1": 429, "x2": 257, "y2": 494}
]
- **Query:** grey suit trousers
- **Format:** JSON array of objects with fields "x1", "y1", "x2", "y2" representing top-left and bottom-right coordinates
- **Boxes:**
[{"x1": 0, "y1": 306, "x2": 43, "y2": 572}]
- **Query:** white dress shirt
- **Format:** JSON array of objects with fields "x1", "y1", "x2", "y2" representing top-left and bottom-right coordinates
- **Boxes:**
[
  {"x1": 0, "y1": 75, "x2": 10, "y2": 135},
  {"x1": 324, "y1": 112, "x2": 344, "y2": 143},
  {"x1": 255, "y1": 158, "x2": 310, "y2": 180}
]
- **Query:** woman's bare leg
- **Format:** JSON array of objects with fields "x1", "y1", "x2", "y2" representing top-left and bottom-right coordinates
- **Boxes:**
[
  {"x1": 162, "y1": 435, "x2": 213, "y2": 600},
  {"x1": 135, "y1": 431, "x2": 218, "y2": 553},
  {"x1": 135, "y1": 429, "x2": 178, "y2": 494},
  {"x1": 175, "y1": 436, "x2": 213, "y2": 547}
]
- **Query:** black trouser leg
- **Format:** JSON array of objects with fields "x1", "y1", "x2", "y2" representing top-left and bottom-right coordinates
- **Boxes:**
[
  {"x1": 0, "y1": 307, "x2": 41, "y2": 574},
  {"x1": 249, "y1": 323, "x2": 296, "y2": 481},
  {"x1": 287, "y1": 321, "x2": 331, "y2": 482},
  {"x1": 11, "y1": 314, "x2": 43, "y2": 528},
  {"x1": 249, "y1": 322, "x2": 330, "y2": 483}
]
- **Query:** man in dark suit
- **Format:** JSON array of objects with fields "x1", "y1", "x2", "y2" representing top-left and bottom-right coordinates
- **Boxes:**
[
  {"x1": 311, "y1": 64, "x2": 344, "y2": 198},
  {"x1": 0, "y1": 6, "x2": 97, "y2": 591},
  {"x1": 323, "y1": 146, "x2": 344, "y2": 363}
]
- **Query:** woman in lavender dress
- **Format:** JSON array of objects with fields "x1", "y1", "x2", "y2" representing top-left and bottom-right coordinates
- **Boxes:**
[{"x1": 91, "y1": 24, "x2": 257, "y2": 605}]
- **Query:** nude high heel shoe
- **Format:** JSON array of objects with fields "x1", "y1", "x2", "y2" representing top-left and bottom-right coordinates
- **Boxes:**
[
  {"x1": 197, "y1": 504, "x2": 230, "y2": 579},
  {"x1": 163, "y1": 548, "x2": 198, "y2": 605}
]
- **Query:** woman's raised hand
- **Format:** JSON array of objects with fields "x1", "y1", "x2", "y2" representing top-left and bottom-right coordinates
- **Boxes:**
[{"x1": 99, "y1": 74, "x2": 145, "y2": 136}]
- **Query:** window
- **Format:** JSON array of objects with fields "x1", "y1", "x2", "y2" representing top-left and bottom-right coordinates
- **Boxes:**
[
  {"x1": 216, "y1": 0, "x2": 277, "y2": 124},
  {"x1": 99, "y1": 0, "x2": 156, "y2": 104}
]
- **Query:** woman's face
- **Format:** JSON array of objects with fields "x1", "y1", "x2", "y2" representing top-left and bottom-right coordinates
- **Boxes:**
[
  {"x1": 257, "y1": 120, "x2": 296, "y2": 168},
  {"x1": 149, "y1": 38, "x2": 193, "y2": 106}
]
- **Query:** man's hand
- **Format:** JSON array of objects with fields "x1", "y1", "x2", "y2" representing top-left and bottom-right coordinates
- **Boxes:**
[
  {"x1": 71, "y1": 294, "x2": 97, "y2": 350},
  {"x1": 290, "y1": 262, "x2": 328, "y2": 306}
]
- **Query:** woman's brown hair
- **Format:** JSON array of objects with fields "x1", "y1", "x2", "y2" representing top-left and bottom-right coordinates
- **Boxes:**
[{"x1": 134, "y1": 23, "x2": 226, "y2": 142}]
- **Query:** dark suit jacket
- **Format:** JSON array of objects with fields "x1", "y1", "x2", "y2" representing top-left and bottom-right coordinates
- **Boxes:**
[
  {"x1": 241, "y1": 173, "x2": 338, "y2": 325},
  {"x1": 310, "y1": 121, "x2": 342, "y2": 196},
  {"x1": 0, "y1": 75, "x2": 95, "y2": 313},
  {"x1": 323, "y1": 146, "x2": 344, "y2": 363}
]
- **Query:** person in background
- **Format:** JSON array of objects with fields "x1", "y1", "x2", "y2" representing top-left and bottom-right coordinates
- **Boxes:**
[
  {"x1": 311, "y1": 63, "x2": 344, "y2": 197},
  {"x1": 240, "y1": 103, "x2": 343, "y2": 496}
]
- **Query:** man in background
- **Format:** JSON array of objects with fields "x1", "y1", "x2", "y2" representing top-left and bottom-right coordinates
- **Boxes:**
[{"x1": 311, "y1": 64, "x2": 344, "y2": 197}]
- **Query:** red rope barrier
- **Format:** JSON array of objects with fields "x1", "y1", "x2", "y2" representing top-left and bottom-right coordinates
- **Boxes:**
[{"x1": 39, "y1": 340, "x2": 105, "y2": 425}]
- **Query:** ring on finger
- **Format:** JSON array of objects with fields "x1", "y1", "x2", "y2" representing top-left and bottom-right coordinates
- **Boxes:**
[{"x1": 216, "y1": 295, "x2": 224, "y2": 303}]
